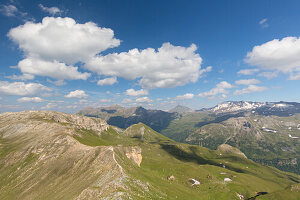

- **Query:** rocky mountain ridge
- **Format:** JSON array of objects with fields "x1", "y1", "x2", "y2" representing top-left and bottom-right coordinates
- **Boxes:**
[{"x1": 208, "y1": 101, "x2": 300, "y2": 116}]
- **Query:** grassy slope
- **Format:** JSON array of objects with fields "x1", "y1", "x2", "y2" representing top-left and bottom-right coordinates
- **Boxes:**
[
  {"x1": 160, "y1": 112, "x2": 212, "y2": 141},
  {"x1": 257, "y1": 183, "x2": 300, "y2": 200},
  {"x1": 161, "y1": 112, "x2": 300, "y2": 174},
  {"x1": 74, "y1": 123, "x2": 300, "y2": 199},
  {"x1": 1, "y1": 117, "x2": 299, "y2": 200}
]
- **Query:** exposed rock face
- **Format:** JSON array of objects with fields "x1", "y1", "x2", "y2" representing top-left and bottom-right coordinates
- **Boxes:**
[{"x1": 125, "y1": 146, "x2": 142, "y2": 167}]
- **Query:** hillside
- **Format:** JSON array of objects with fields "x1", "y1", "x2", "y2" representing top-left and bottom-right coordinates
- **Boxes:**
[
  {"x1": 77, "y1": 105, "x2": 177, "y2": 132},
  {"x1": 162, "y1": 111, "x2": 300, "y2": 174},
  {"x1": 1, "y1": 111, "x2": 300, "y2": 199},
  {"x1": 78, "y1": 101, "x2": 300, "y2": 174}
]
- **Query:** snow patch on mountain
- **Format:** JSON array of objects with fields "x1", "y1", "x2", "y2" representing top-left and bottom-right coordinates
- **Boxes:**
[{"x1": 211, "y1": 101, "x2": 265, "y2": 113}]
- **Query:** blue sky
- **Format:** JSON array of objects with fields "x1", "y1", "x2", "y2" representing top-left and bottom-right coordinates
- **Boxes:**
[{"x1": 0, "y1": 0, "x2": 300, "y2": 113}]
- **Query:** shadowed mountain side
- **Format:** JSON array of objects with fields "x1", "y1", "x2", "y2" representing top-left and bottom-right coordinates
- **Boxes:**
[
  {"x1": 159, "y1": 143, "x2": 245, "y2": 173},
  {"x1": 78, "y1": 106, "x2": 178, "y2": 133},
  {"x1": 195, "y1": 113, "x2": 245, "y2": 128},
  {"x1": 107, "y1": 107, "x2": 177, "y2": 132}
]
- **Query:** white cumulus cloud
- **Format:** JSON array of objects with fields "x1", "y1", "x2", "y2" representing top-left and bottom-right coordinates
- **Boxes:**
[
  {"x1": 235, "y1": 79, "x2": 261, "y2": 85},
  {"x1": 136, "y1": 97, "x2": 152, "y2": 103},
  {"x1": 125, "y1": 88, "x2": 149, "y2": 96},
  {"x1": 0, "y1": 4, "x2": 31, "y2": 21},
  {"x1": 18, "y1": 58, "x2": 90, "y2": 80},
  {"x1": 289, "y1": 73, "x2": 300, "y2": 80},
  {"x1": 234, "y1": 85, "x2": 267, "y2": 95},
  {"x1": 121, "y1": 98, "x2": 133, "y2": 104},
  {"x1": 17, "y1": 97, "x2": 44, "y2": 103},
  {"x1": 85, "y1": 42, "x2": 203, "y2": 89},
  {"x1": 65, "y1": 90, "x2": 88, "y2": 98},
  {"x1": 237, "y1": 68, "x2": 259, "y2": 75},
  {"x1": 258, "y1": 71, "x2": 278, "y2": 79},
  {"x1": 199, "y1": 66, "x2": 212, "y2": 77},
  {"x1": 41, "y1": 102, "x2": 57, "y2": 110},
  {"x1": 8, "y1": 17, "x2": 120, "y2": 80},
  {"x1": 39, "y1": 4, "x2": 62, "y2": 15},
  {"x1": 245, "y1": 37, "x2": 300, "y2": 80},
  {"x1": 97, "y1": 77, "x2": 117, "y2": 86},
  {"x1": 0, "y1": 5, "x2": 18, "y2": 17},
  {"x1": 47, "y1": 79, "x2": 66, "y2": 86},
  {"x1": 5, "y1": 73, "x2": 34, "y2": 80},
  {"x1": 198, "y1": 81, "x2": 233, "y2": 98},
  {"x1": 175, "y1": 93, "x2": 194, "y2": 100},
  {"x1": 0, "y1": 81, "x2": 51, "y2": 96},
  {"x1": 8, "y1": 17, "x2": 120, "y2": 64}
]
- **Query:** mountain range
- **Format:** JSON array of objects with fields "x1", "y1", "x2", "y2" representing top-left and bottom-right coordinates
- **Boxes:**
[
  {"x1": 78, "y1": 101, "x2": 300, "y2": 174},
  {"x1": 1, "y1": 110, "x2": 300, "y2": 199}
]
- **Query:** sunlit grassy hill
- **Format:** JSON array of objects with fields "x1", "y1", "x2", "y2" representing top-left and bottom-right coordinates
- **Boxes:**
[{"x1": 0, "y1": 111, "x2": 299, "y2": 199}]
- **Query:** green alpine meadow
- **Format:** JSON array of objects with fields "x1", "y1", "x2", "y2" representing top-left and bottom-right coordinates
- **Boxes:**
[{"x1": 1, "y1": 110, "x2": 300, "y2": 199}]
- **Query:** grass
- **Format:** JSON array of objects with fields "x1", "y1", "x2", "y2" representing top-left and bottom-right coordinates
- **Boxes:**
[
  {"x1": 73, "y1": 126, "x2": 144, "y2": 147},
  {"x1": 1, "y1": 115, "x2": 300, "y2": 200},
  {"x1": 159, "y1": 112, "x2": 300, "y2": 174},
  {"x1": 115, "y1": 137, "x2": 300, "y2": 199},
  {"x1": 110, "y1": 124, "x2": 300, "y2": 199}
]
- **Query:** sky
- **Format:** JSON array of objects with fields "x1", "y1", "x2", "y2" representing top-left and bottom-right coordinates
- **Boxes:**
[{"x1": 0, "y1": 0, "x2": 300, "y2": 113}]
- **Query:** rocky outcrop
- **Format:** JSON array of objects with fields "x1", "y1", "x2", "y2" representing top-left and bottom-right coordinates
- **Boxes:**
[
  {"x1": 278, "y1": 158, "x2": 297, "y2": 166},
  {"x1": 167, "y1": 175, "x2": 176, "y2": 181},
  {"x1": 188, "y1": 178, "x2": 200, "y2": 186},
  {"x1": 125, "y1": 146, "x2": 142, "y2": 167},
  {"x1": 0, "y1": 111, "x2": 109, "y2": 138}
]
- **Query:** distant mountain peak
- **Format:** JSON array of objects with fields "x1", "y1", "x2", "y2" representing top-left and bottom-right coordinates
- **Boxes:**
[
  {"x1": 208, "y1": 101, "x2": 300, "y2": 115},
  {"x1": 169, "y1": 105, "x2": 193, "y2": 113},
  {"x1": 134, "y1": 106, "x2": 147, "y2": 114},
  {"x1": 211, "y1": 101, "x2": 265, "y2": 113}
]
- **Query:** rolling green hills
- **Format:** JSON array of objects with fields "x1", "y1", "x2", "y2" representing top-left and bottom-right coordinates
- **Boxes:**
[
  {"x1": 1, "y1": 111, "x2": 300, "y2": 199},
  {"x1": 78, "y1": 103, "x2": 300, "y2": 175},
  {"x1": 162, "y1": 112, "x2": 300, "y2": 174}
]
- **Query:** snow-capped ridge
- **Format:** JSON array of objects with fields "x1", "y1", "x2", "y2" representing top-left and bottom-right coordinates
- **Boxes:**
[
  {"x1": 209, "y1": 101, "x2": 300, "y2": 114},
  {"x1": 211, "y1": 101, "x2": 265, "y2": 113}
]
